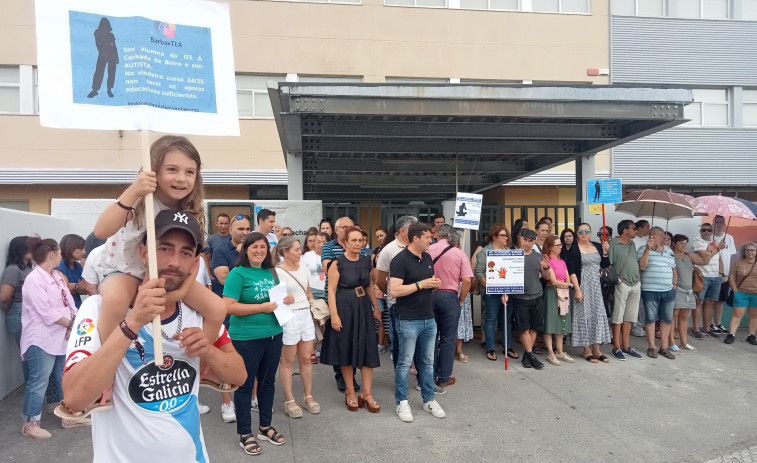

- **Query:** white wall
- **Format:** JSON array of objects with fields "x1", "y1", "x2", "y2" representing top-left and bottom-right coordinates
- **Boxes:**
[
  {"x1": 0, "y1": 208, "x2": 74, "y2": 399},
  {"x1": 51, "y1": 199, "x2": 112, "y2": 239}
]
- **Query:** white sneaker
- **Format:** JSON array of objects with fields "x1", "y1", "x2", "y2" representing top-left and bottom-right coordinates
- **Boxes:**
[
  {"x1": 423, "y1": 400, "x2": 446, "y2": 419},
  {"x1": 395, "y1": 400, "x2": 413, "y2": 423},
  {"x1": 251, "y1": 397, "x2": 259, "y2": 413},
  {"x1": 221, "y1": 401, "x2": 236, "y2": 423},
  {"x1": 21, "y1": 421, "x2": 51, "y2": 439},
  {"x1": 197, "y1": 402, "x2": 211, "y2": 415}
]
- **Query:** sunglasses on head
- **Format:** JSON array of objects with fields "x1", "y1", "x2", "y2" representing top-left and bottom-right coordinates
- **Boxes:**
[
  {"x1": 577, "y1": 230, "x2": 591, "y2": 234},
  {"x1": 233, "y1": 214, "x2": 251, "y2": 222}
]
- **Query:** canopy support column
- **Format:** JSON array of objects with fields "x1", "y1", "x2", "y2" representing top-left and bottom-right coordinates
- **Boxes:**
[
  {"x1": 575, "y1": 154, "x2": 596, "y2": 225},
  {"x1": 287, "y1": 151, "x2": 304, "y2": 200}
]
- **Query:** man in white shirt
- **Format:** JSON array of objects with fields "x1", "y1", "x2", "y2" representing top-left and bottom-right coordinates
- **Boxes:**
[
  {"x1": 61, "y1": 210, "x2": 247, "y2": 462},
  {"x1": 376, "y1": 215, "x2": 418, "y2": 367},
  {"x1": 712, "y1": 215, "x2": 736, "y2": 333},
  {"x1": 690, "y1": 223, "x2": 724, "y2": 339},
  {"x1": 255, "y1": 208, "x2": 279, "y2": 247}
]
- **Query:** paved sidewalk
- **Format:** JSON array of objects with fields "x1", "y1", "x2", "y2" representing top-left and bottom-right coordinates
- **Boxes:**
[{"x1": 1, "y1": 329, "x2": 756, "y2": 463}]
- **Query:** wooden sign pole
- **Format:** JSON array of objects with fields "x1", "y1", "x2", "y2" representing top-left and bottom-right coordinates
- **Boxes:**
[{"x1": 141, "y1": 129, "x2": 163, "y2": 366}]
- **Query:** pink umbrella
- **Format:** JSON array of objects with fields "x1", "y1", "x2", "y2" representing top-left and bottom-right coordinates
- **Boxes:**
[{"x1": 690, "y1": 195, "x2": 757, "y2": 221}]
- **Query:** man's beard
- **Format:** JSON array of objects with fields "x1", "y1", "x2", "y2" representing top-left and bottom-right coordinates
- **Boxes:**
[{"x1": 159, "y1": 267, "x2": 188, "y2": 292}]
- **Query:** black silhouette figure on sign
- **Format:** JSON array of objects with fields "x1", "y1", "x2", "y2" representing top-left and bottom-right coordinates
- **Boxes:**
[
  {"x1": 87, "y1": 17, "x2": 119, "y2": 98},
  {"x1": 456, "y1": 202, "x2": 467, "y2": 217},
  {"x1": 593, "y1": 180, "x2": 601, "y2": 202}
]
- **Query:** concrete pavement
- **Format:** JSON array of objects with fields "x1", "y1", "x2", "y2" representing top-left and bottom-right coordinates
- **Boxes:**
[{"x1": 1, "y1": 328, "x2": 756, "y2": 463}]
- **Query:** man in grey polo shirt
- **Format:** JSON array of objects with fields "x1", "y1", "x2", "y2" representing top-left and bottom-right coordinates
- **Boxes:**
[{"x1": 608, "y1": 219, "x2": 643, "y2": 360}]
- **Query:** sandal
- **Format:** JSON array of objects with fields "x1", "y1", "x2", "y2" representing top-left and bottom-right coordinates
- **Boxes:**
[
  {"x1": 358, "y1": 394, "x2": 380, "y2": 413},
  {"x1": 310, "y1": 353, "x2": 319, "y2": 364},
  {"x1": 200, "y1": 365, "x2": 239, "y2": 392},
  {"x1": 345, "y1": 393, "x2": 359, "y2": 412},
  {"x1": 684, "y1": 344, "x2": 697, "y2": 352},
  {"x1": 583, "y1": 355, "x2": 598, "y2": 363},
  {"x1": 505, "y1": 348, "x2": 520, "y2": 359},
  {"x1": 239, "y1": 433, "x2": 262, "y2": 455},
  {"x1": 597, "y1": 354, "x2": 609, "y2": 363},
  {"x1": 302, "y1": 395, "x2": 320, "y2": 414},
  {"x1": 54, "y1": 389, "x2": 113, "y2": 419},
  {"x1": 486, "y1": 350, "x2": 497, "y2": 361},
  {"x1": 284, "y1": 399, "x2": 303, "y2": 419},
  {"x1": 455, "y1": 353, "x2": 469, "y2": 363},
  {"x1": 257, "y1": 426, "x2": 285, "y2": 446}
]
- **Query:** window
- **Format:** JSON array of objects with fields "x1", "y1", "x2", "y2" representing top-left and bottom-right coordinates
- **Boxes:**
[
  {"x1": 459, "y1": 79, "x2": 521, "y2": 84},
  {"x1": 269, "y1": 0, "x2": 360, "y2": 3},
  {"x1": 532, "y1": 0, "x2": 589, "y2": 13},
  {"x1": 684, "y1": 89, "x2": 729, "y2": 126},
  {"x1": 0, "y1": 67, "x2": 20, "y2": 114},
  {"x1": 742, "y1": 0, "x2": 757, "y2": 19},
  {"x1": 671, "y1": 0, "x2": 728, "y2": 18},
  {"x1": 459, "y1": 0, "x2": 518, "y2": 10},
  {"x1": 743, "y1": 89, "x2": 757, "y2": 127},
  {"x1": 235, "y1": 74, "x2": 285, "y2": 118},
  {"x1": 385, "y1": 0, "x2": 446, "y2": 7},
  {"x1": 0, "y1": 200, "x2": 29, "y2": 212}
]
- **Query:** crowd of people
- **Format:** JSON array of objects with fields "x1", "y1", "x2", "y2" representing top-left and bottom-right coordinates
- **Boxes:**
[{"x1": 3, "y1": 135, "x2": 756, "y2": 460}]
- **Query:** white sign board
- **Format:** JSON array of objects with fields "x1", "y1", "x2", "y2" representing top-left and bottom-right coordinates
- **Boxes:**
[
  {"x1": 35, "y1": 0, "x2": 239, "y2": 135},
  {"x1": 254, "y1": 201, "x2": 323, "y2": 244},
  {"x1": 452, "y1": 192, "x2": 483, "y2": 230},
  {"x1": 485, "y1": 249, "x2": 525, "y2": 294}
]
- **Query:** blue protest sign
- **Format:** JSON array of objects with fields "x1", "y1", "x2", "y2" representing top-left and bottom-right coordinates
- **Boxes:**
[{"x1": 587, "y1": 178, "x2": 623, "y2": 205}]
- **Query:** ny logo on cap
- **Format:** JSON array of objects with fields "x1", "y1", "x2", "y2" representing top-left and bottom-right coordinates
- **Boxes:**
[{"x1": 173, "y1": 212, "x2": 189, "y2": 224}]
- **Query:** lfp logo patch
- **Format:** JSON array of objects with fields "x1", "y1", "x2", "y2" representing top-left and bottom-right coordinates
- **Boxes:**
[
  {"x1": 155, "y1": 21, "x2": 176, "y2": 38},
  {"x1": 77, "y1": 318, "x2": 95, "y2": 336}
]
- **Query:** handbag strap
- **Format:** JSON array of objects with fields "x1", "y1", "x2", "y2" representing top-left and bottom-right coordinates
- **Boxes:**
[
  {"x1": 433, "y1": 245, "x2": 455, "y2": 265},
  {"x1": 277, "y1": 266, "x2": 309, "y2": 297},
  {"x1": 269, "y1": 268, "x2": 279, "y2": 285},
  {"x1": 736, "y1": 259, "x2": 757, "y2": 291}
]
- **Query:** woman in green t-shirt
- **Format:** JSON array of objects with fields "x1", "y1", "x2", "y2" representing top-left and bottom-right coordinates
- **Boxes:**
[{"x1": 224, "y1": 232, "x2": 293, "y2": 456}]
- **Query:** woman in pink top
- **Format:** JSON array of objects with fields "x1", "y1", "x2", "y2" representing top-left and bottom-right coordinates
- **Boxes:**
[
  {"x1": 20, "y1": 237, "x2": 86, "y2": 440},
  {"x1": 542, "y1": 235, "x2": 575, "y2": 366}
]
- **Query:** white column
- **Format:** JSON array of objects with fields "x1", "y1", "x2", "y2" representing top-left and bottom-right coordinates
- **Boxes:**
[
  {"x1": 575, "y1": 154, "x2": 596, "y2": 225},
  {"x1": 287, "y1": 151, "x2": 304, "y2": 200}
]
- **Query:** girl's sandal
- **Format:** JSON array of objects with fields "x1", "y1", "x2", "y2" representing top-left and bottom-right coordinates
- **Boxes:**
[
  {"x1": 283, "y1": 399, "x2": 303, "y2": 418},
  {"x1": 239, "y1": 433, "x2": 262, "y2": 455},
  {"x1": 302, "y1": 395, "x2": 320, "y2": 414},
  {"x1": 257, "y1": 426, "x2": 286, "y2": 446},
  {"x1": 54, "y1": 388, "x2": 113, "y2": 419}
]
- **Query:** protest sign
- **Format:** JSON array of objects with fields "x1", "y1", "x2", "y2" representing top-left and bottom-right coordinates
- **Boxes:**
[
  {"x1": 485, "y1": 249, "x2": 524, "y2": 294},
  {"x1": 35, "y1": 0, "x2": 239, "y2": 136},
  {"x1": 587, "y1": 179, "x2": 623, "y2": 205},
  {"x1": 452, "y1": 192, "x2": 483, "y2": 230}
]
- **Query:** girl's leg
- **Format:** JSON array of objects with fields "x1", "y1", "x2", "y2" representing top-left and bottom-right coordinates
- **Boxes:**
[
  {"x1": 183, "y1": 280, "x2": 226, "y2": 345},
  {"x1": 678, "y1": 310, "x2": 690, "y2": 347},
  {"x1": 748, "y1": 307, "x2": 757, "y2": 336},
  {"x1": 544, "y1": 333, "x2": 555, "y2": 355},
  {"x1": 455, "y1": 339, "x2": 463, "y2": 357},
  {"x1": 296, "y1": 341, "x2": 313, "y2": 398},
  {"x1": 360, "y1": 367, "x2": 374, "y2": 399},
  {"x1": 554, "y1": 334, "x2": 565, "y2": 355},
  {"x1": 279, "y1": 345, "x2": 297, "y2": 402},
  {"x1": 670, "y1": 309, "x2": 680, "y2": 347},
  {"x1": 729, "y1": 307, "x2": 746, "y2": 334},
  {"x1": 257, "y1": 334, "x2": 283, "y2": 429},
  {"x1": 98, "y1": 274, "x2": 140, "y2": 343}
]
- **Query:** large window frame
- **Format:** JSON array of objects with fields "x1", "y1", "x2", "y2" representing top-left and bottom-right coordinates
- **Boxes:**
[
  {"x1": 742, "y1": 89, "x2": 757, "y2": 127},
  {"x1": 235, "y1": 74, "x2": 286, "y2": 119},
  {"x1": 0, "y1": 66, "x2": 21, "y2": 114},
  {"x1": 683, "y1": 88, "x2": 730, "y2": 127}
]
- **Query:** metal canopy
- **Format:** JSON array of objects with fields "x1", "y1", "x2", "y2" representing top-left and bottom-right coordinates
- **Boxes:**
[{"x1": 268, "y1": 83, "x2": 692, "y2": 202}]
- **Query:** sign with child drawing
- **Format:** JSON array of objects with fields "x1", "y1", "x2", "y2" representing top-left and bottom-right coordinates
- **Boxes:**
[{"x1": 35, "y1": 0, "x2": 239, "y2": 135}]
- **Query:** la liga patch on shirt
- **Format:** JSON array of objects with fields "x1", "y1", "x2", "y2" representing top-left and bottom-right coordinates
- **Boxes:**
[{"x1": 128, "y1": 354, "x2": 197, "y2": 412}]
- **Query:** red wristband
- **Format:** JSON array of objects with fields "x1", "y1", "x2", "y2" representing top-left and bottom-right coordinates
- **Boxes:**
[{"x1": 119, "y1": 320, "x2": 138, "y2": 341}]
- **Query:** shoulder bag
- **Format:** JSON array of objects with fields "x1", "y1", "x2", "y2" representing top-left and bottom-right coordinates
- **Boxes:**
[
  {"x1": 692, "y1": 267, "x2": 705, "y2": 294},
  {"x1": 600, "y1": 243, "x2": 631, "y2": 286},
  {"x1": 278, "y1": 266, "x2": 331, "y2": 325},
  {"x1": 726, "y1": 260, "x2": 757, "y2": 307}
]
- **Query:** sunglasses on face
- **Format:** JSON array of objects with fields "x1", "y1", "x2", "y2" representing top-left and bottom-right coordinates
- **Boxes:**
[
  {"x1": 701, "y1": 228, "x2": 713, "y2": 232},
  {"x1": 282, "y1": 233, "x2": 292, "y2": 237},
  {"x1": 577, "y1": 230, "x2": 591, "y2": 234}
]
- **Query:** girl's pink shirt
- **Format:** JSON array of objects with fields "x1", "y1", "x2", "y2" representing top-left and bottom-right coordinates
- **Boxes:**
[
  {"x1": 20, "y1": 266, "x2": 76, "y2": 357},
  {"x1": 549, "y1": 257, "x2": 568, "y2": 282}
]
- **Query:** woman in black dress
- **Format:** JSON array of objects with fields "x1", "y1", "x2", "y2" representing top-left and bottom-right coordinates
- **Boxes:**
[{"x1": 321, "y1": 228, "x2": 381, "y2": 413}]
